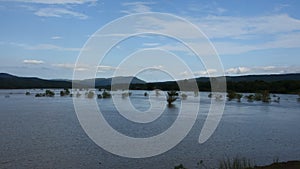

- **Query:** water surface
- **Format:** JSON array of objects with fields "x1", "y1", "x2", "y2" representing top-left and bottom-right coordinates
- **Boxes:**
[{"x1": 0, "y1": 90, "x2": 299, "y2": 169}]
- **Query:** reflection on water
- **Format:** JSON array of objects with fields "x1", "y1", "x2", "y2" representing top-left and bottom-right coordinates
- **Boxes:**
[{"x1": 0, "y1": 90, "x2": 299, "y2": 169}]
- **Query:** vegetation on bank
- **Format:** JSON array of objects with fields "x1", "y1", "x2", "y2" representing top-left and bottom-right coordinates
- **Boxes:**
[{"x1": 174, "y1": 157, "x2": 300, "y2": 169}]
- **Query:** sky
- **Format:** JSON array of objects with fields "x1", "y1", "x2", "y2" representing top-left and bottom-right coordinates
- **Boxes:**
[{"x1": 0, "y1": 0, "x2": 300, "y2": 81}]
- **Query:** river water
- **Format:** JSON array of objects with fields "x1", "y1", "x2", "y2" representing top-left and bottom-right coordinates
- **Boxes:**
[{"x1": 0, "y1": 89, "x2": 299, "y2": 169}]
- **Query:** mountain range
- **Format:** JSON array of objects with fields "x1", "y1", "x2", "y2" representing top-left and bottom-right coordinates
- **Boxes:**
[
  {"x1": 0, "y1": 73, "x2": 145, "y2": 89},
  {"x1": 0, "y1": 72, "x2": 300, "y2": 90}
]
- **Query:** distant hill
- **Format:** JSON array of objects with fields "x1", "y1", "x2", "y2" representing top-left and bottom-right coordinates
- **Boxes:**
[
  {"x1": 195, "y1": 73, "x2": 300, "y2": 82},
  {"x1": 0, "y1": 73, "x2": 299, "y2": 93},
  {"x1": 0, "y1": 73, "x2": 146, "y2": 89},
  {"x1": 224, "y1": 73, "x2": 300, "y2": 82},
  {"x1": 73, "y1": 76, "x2": 146, "y2": 88},
  {"x1": 0, "y1": 73, "x2": 71, "y2": 89}
]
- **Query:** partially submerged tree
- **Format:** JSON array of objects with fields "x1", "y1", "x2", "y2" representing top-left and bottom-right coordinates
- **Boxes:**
[
  {"x1": 121, "y1": 91, "x2": 132, "y2": 98},
  {"x1": 261, "y1": 90, "x2": 271, "y2": 103},
  {"x1": 236, "y1": 93, "x2": 243, "y2": 102},
  {"x1": 144, "y1": 92, "x2": 148, "y2": 96},
  {"x1": 87, "y1": 91, "x2": 94, "y2": 98},
  {"x1": 45, "y1": 90, "x2": 55, "y2": 97},
  {"x1": 227, "y1": 91, "x2": 243, "y2": 102},
  {"x1": 227, "y1": 91, "x2": 237, "y2": 101},
  {"x1": 167, "y1": 90, "x2": 178, "y2": 105},
  {"x1": 35, "y1": 89, "x2": 55, "y2": 97},
  {"x1": 194, "y1": 90, "x2": 199, "y2": 97},
  {"x1": 181, "y1": 93, "x2": 188, "y2": 100},
  {"x1": 245, "y1": 91, "x2": 271, "y2": 103},
  {"x1": 60, "y1": 88, "x2": 70, "y2": 96},
  {"x1": 102, "y1": 90, "x2": 111, "y2": 98},
  {"x1": 76, "y1": 92, "x2": 81, "y2": 98},
  {"x1": 245, "y1": 94, "x2": 255, "y2": 102}
]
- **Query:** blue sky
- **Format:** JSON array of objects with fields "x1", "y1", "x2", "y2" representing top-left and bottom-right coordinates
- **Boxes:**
[{"x1": 0, "y1": 0, "x2": 299, "y2": 81}]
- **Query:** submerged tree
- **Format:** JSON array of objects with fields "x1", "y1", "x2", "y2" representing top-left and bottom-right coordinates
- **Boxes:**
[
  {"x1": 261, "y1": 90, "x2": 271, "y2": 103},
  {"x1": 87, "y1": 91, "x2": 94, "y2": 98},
  {"x1": 45, "y1": 90, "x2": 55, "y2": 97},
  {"x1": 36, "y1": 89, "x2": 55, "y2": 97},
  {"x1": 245, "y1": 94, "x2": 255, "y2": 102},
  {"x1": 181, "y1": 93, "x2": 188, "y2": 100},
  {"x1": 144, "y1": 92, "x2": 148, "y2": 96},
  {"x1": 245, "y1": 91, "x2": 271, "y2": 103},
  {"x1": 167, "y1": 91, "x2": 178, "y2": 105},
  {"x1": 121, "y1": 91, "x2": 132, "y2": 98},
  {"x1": 97, "y1": 94, "x2": 103, "y2": 99},
  {"x1": 76, "y1": 92, "x2": 81, "y2": 98},
  {"x1": 60, "y1": 88, "x2": 70, "y2": 96},
  {"x1": 102, "y1": 90, "x2": 111, "y2": 98},
  {"x1": 227, "y1": 91, "x2": 243, "y2": 102},
  {"x1": 227, "y1": 91, "x2": 237, "y2": 101},
  {"x1": 236, "y1": 93, "x2": 243, "y2": 102},
  {"x1": 194, "y1": 90, "x2": 199, "y2": 97}
]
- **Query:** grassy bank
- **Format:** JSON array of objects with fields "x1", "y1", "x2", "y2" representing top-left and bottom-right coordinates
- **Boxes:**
[{"x1": 174, "y1": 157, "x2": 300, "y2": 169}]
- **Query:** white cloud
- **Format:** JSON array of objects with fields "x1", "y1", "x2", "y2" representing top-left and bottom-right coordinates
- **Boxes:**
[
  {"x1": 187, "y1": 2, "x2": 227, "y2": 15},
  {"x1": 23, "y1": 59, "x2": 44, "y2": 64},
  {"x1": 225, "y1": 66, "x2": 300, "y2": 75},
  {"x1": 10, "y1": 42, "x2": 81, "y2": 51},
  {"x1": 52, "y1": 64, "x2": 120, "y2": 72},
  {"x1": 194, "y1": 69, "x2": 218, "y2": 76},
  {"x1": 195, "y1": 14, "x2": 300, "y2": 39},
  {"x1": 34, "y1": 8, "x2": 88, "y2": 19},
  {"x1": 97, "y1": 65, "x2": 118, "y2": 71},
  {"x1": 274, "y1": 4, "x2": 290, "y2": 12},
  {"x1": 4, "y1": 0, "x2": 96, "y2": 5},
  {"x1": 18, "y1": 4, "x2": 36, "y2": 11},
  {"x1": 142, "y1": 43, "x2": 160, "y2": 47},
  {"x1": 52, "y1": 63, "x2": 88, "y2": 71},
  {"x1": 132, "y1": 14, "x2": 300, "y2": 55},
  {"x1": 121, "y1": 1, "x2": 155, "y2": 14},
  {"x1": 213, "y1": 31, "x2": 300, "y2": 55},
  {"x1": 51, "y1": 36, "x2": 62, "y2": 40},
  {"x1": 226, "y1": 67, "x2": 251, "y2": 74}
]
